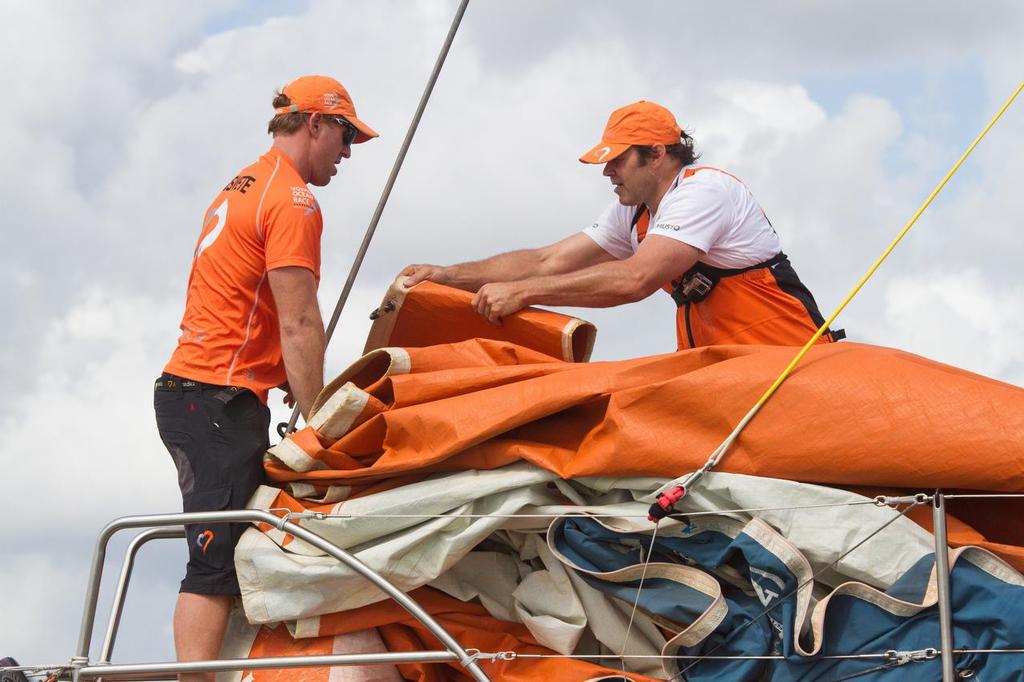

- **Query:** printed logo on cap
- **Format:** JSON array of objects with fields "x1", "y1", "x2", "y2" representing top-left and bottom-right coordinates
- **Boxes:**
[
  {"x1": 323, "y1": 92, "x2": 341, "y2": 108},
  {"x1": 596, "y1": 146, "x2": 612, "y2": 161}
]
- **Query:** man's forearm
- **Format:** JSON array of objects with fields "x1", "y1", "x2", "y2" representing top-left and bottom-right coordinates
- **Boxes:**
[
  {"x1": 280, "y1": 324, "x2": 325, "y2": 420},
  {"x1": 521, "y1": 260, "x2": 652, "y2": 308},
  {"x1": 443, "y1": 248, "x2": 550, "y2": 291}
]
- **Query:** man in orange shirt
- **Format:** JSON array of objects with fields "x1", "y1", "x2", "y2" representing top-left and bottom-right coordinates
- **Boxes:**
[{"x1": 155, "y1": 75, "x2": 377, "y2": 678}]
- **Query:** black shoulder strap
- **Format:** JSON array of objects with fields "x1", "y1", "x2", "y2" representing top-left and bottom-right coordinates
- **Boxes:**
[{"x1": 630, "y1": 205, "x2": 647, "y2": 231}]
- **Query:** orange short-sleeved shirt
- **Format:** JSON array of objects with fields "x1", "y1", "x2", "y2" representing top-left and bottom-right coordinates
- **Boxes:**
[{"x1": 165, "y1": 147, "x2": 323, "y2": 402}]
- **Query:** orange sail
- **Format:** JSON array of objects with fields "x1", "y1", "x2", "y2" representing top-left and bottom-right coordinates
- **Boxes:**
[{"x1": 229, "y1": 281, "x2": 1024, "y2": 680}]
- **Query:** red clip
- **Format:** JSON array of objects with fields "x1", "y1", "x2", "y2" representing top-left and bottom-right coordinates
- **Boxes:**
[{"x1": 648, "y1": 485, "x2": 686, "y2": 522}]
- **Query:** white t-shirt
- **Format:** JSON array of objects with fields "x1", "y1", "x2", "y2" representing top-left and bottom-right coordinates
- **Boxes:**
[{"x1": 583, "y1": 165, "x2": 781, "y2": 269}]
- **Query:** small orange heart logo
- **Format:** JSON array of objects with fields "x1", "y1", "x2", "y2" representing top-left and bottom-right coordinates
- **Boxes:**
[{"x1": 196, "y1": 530, "x2": 214, "y2": 555}]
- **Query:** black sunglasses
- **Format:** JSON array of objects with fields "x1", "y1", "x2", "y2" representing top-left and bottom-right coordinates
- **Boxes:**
[{"x1": 326, "y1": 115, "x2": 358, "y2": 146}]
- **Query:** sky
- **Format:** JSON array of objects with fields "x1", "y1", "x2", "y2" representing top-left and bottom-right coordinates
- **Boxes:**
[{"x1": 1, "y1": 0, "x2": 1022, "y2": 669}]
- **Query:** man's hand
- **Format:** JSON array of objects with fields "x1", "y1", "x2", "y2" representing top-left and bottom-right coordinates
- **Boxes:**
[
  {"x1": 278, "y1": 382, "x2": 296, "y2": 409},
  {"x1": 472, "y1": 282, "x2": 528, "y2": 325},
  {"x1": 401, "y1": 264, "x2": 450, "y2": 288}
]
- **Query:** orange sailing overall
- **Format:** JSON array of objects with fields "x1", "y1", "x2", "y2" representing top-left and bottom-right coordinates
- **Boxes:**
[{"x1": 634, "y1": 208, "x2": 841, "y2": 350}]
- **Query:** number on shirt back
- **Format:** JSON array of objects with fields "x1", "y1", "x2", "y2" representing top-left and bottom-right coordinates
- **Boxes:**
[{"x1": 195, "y1": 200, "x2": 228, "y2": 262}]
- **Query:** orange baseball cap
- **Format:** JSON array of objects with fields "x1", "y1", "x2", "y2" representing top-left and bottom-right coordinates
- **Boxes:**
[
  {"x1": 579, "y1": 101, "x2": 682, "y2": 164},
  {"x1": 275, "y1": 75, "x2": 379, "y2": 143}
]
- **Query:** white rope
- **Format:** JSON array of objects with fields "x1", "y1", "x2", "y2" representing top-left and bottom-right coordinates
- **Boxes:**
[
  {"x1": 467, "y1": 645, "x2": 1024, "y2": 662},
  {"x1": 619, "y1": 521, "x2": 660, "y2": 678},
  {"x1": 943, "y1": 493, "x2": 1024, "y2": 499},
  {"x1": 261, "y1": 498, "x2": 888, "y2": 522},
  {"x1": 953, "y1": 648, "x2": 1024, "y2": 654},
  {"x1": 503, "y1": 650, "x2": 926, "y2": 661},
  {"x1": 11, "y1": 648, "x2": 1014, "y2": 675}
]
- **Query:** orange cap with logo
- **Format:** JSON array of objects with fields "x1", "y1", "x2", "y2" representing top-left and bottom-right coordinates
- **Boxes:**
[
  {"x1": 579, "y1": 101, "x2": 682, "y2": 164},
  {"x1": 275, "y1": 74, "x2": 379, "y2": 143}
]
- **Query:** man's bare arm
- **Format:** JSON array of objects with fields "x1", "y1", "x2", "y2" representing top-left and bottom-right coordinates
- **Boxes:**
[
  {"x1": 472, "y1": 235, "x2": 701, "y2": 323},
  {"x1": 402, "y1": 233, "x2": 615, "y2": 291},
  {"x1": 267, "y1": 266, "x2": 325, "y2": 419}
]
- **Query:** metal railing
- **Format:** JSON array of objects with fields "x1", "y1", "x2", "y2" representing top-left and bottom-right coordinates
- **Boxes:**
[{"x1": 66, "y1": 509, "x2": 491, "y2": 682}]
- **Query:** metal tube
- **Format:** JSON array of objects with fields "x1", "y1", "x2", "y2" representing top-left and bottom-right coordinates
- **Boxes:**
[
  {"x1": 99, "y1": 527, "x2": 185, "y2": 663},
  {"x1": 932, "y1": 491, "x2": 955, "y2": 681},
  {"x1": 75, "y1": 510, "x2": 490, "y2": 681},
  {"x1": 77, "y1": 521, "x2": 115, "y2": 658},
  {"x1": 285, "y1": 0, "x2": 471, "y2": 434},
  {"x1": 78, "y1": 651, "x2": 460, "y2": 680}
]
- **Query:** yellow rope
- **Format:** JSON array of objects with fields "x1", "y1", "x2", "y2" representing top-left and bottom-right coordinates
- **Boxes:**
[{"x1": 684, "y1": 78, "x2": 1024, "y2": 487}]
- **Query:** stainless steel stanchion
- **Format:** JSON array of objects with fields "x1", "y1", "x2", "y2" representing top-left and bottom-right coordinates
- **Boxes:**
[{"x1": 933, "y1": 490, "x2": 955, "y2": 681}]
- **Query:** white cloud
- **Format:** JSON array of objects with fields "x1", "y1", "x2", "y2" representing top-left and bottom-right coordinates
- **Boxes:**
[
  {"x1": 0, "y1": 547, "x2": 181, "y2": 664},
  {"x1": 0, "y1": 289, "x2": 183, "y2": 537},
  {"x1": 0, "y1": 554, "x2": 85, "y2": 664},
  {"x1": 878, "y1": 270, "x2": 1024, "y2": 384}
]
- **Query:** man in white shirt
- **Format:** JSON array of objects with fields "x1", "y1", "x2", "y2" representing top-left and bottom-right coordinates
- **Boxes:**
[{"x1": 403, "y1": 100, "x2": 840, "y2": 349}]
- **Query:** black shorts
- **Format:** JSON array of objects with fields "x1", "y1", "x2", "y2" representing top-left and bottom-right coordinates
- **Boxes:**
[{"x1": 153, "y1": 373, "x2": 270, "y2": 595}]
